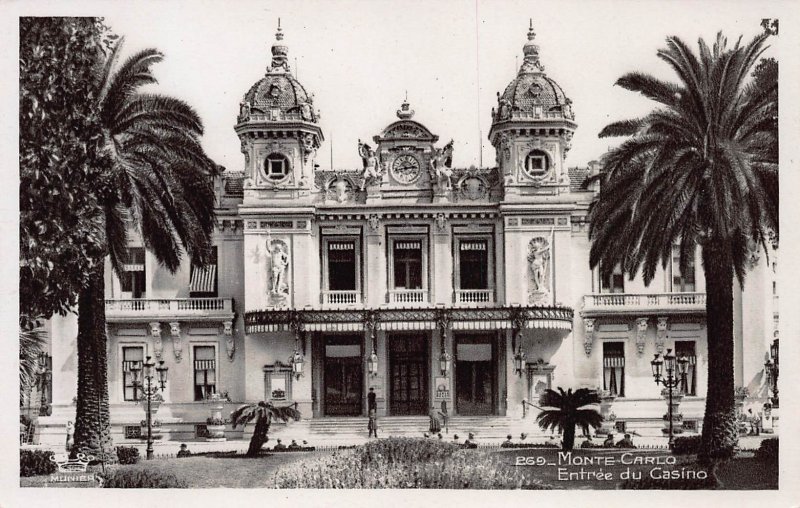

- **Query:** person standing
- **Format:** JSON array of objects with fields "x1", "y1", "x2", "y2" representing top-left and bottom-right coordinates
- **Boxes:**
[{"x1": 367, "y1": 387, "x2": 378, "y2": 438}]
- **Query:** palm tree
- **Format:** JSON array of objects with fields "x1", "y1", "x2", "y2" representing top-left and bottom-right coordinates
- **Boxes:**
[
  {"x1": 536, "y1": 388, "x2": 602, "y2": 451},
  {"x1": 230, "y1": 402, "x2": 302, "y2": 457},
  {"x1": 19, "y1": 321, "x2": 46, "y2": 403},
  {"x1": 589, "y1": 33, "x2": 777, "y2": 464},
  {"x1": 72, "y1": 38, "x2": 219, "y2": 459}
]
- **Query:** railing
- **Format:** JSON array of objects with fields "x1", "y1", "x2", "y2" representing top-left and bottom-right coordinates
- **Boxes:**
[
  {"x1": 582, "y1": 292, "x2": 706, "y2": 315},
  {"x1": 455, "y1": 289, "x2": 494, "y2": 305},
  {"x1": 388, "y1": 289, "x2": 428, "y2": 304},
  {"x1": 322, "y1": 291, "x2": 361, "y2": 306},
  {"x1": 105, "y1": 298, "x2": 234, "y2": 319}
]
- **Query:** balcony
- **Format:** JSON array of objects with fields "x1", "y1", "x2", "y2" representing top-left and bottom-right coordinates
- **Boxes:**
[
  {"x1": 322, "y1": 290, "x2": 362, "y2": 307},
  {"x1": 387, "y1": 289, "x2": 429, "y2": 305},
  {"x1": 455, "y1": 289, "x2": 495, "y2": 306},
  {"x1": 105, "y1": 298, "x2": 235, "y2": 323},
  {"x1": 581, "y1": 292, "x2": 706, "y2": 317}
]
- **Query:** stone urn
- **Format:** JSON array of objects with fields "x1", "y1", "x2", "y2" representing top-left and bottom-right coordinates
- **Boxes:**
[
  {"x1": 661, "y1": 388, "x2": 684, "y2": 435},
  {"x1": 596, "y1": 389, "x2": 617, "y2": 436},
  {"x1": 205, "y1": 393, "x2": 227, "y2": 442}
]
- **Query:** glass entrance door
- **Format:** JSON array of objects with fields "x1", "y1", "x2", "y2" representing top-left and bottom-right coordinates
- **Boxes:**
[
  {"x1": 389, "y1": 335, "x2": 429, "y2": 415},
  {"x1": 455, "y1": 335, "x2": 495, "y2": 415},
  {"x1": 324, "y1": 336, "x2": 363, "y2": 416}
]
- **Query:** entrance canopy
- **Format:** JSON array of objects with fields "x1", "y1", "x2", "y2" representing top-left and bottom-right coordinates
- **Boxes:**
[{"x1": 244, "y1": 306, "x2": 574, "y2": 334}]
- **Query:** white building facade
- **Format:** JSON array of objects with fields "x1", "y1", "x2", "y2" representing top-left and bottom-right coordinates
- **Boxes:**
[{"x1": 38, "y1": 25, "x2": 778, "y2": 444}]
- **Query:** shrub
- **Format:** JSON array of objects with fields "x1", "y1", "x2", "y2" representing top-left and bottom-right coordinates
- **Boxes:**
[
  {"x1": 206, "y1": 417, "x2": 226, "y2": 426},
  {"x1": 671, "y1": 435, "x2": 702, "y2": 456},
  {"x1": 754, "y1": 438, "x2": 778, "y2": 465},
  {"x1": 103, "y1": 468, "x2": 187, "y2": 488},
  {"x1": 115, "y1": 446, "x2": 140, "y2": 465},
  {"x1": 20, "y1": 450, "x2": 57, "y2": 477},
  {"x1": 274, "y1": 437, "x2": 552, "y2": 489}
]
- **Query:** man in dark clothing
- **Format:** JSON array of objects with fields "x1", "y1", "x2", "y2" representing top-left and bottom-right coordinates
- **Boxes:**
[{"x1": 368, "y1": 387, "x2": 378, "y2": 438}]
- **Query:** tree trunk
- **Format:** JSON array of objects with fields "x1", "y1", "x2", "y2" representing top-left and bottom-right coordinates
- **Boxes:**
[
  {"x1": 563, "y1": 418, "x2": 576, "y2": 451},
  {"x1": 698, "y1": 241, "x2": 738, "y2": 465},
  {"x1": 73, "y1": 265, "x2": 117, "y2": 463},
  {"x1": 246, "y1": 417, "x2": 270, "y2": 457}
]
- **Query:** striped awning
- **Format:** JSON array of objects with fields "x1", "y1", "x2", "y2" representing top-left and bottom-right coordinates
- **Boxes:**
[
  {"x1": 603, "y1": 357, "x2": 626, "y2": 368},
  {"x1": 123, "y1": 264, "x2": 145, "y2": 272},
  {"x1": 190, "y1": 266, "x2": 217, "y2": 293},
  {"x1": 304, "y1": 322, "x2": 364, "y2": 332},
  {"x1": 329, "y1": 242, "x2": 355, "y2": 251},
  {"x1": 460, "y1": 242, "x2": 486, "y2": 251},
  {"x1": 382, "y1": 320, "x2": 436, "y2": 331},
  {"x1": 395, "y1": 241, "x2": 422, "y2": 250}
]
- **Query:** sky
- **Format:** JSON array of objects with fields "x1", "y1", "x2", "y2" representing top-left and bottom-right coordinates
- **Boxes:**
[{"x1": 91, "y1": 0, "x2": 780, "y2": 173}]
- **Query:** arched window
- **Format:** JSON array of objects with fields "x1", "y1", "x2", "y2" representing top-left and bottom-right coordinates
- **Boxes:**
[
  {"x1": 524, "y1": 149, "x2": 550, "y2": 179},
  {"x1": 264, "y1": 153, "x2": 290, "y2": 182}
]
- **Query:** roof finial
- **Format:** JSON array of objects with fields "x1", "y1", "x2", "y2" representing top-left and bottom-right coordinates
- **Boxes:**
[
  {"x1": 269, "y1": 17, "x2": 290, "y2": 73},
  {"x1": 276, "y1": 17, "x2": 284, "y2": 41},
  {"x1": 527, "y1": 18, "x2": 535, "y2": 41},
  {"x1": 397, "y1": 93, "x2": 414, "y2": 119}
]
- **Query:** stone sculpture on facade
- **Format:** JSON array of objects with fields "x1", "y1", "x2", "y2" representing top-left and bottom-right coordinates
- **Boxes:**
[
  {"x1": 238, "y1": 100, "x2": 251, "y2": 122},
  {"x1": 358, "y1": 140, "x2": 383, "y2": 191},
  {"x1": 429, "y1": 140, "x2": 454, "y2": 190},
  {"x1": 527, "y1": 235, "x2": 552, "y2": 305},
  {"x1": 267, "y1": 241, "x2": 290, "y2": 295}
]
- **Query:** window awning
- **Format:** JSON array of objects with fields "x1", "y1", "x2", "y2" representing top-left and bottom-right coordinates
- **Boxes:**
[
  {"x1": 190, "y1": 265, "x2": 217, "y2": 293},
  {"x1": 603, "y1": 357, "x2": 625, "y2": 368},
  {"x1": 395, "y1": 241, "x2": 422, "y2": 250},
  {"x1": 123, "y1": 264, "x2": 145, "y2": 272},
  {"x1": 460, "y1": 242, "x2": 486, "y2": 251}
]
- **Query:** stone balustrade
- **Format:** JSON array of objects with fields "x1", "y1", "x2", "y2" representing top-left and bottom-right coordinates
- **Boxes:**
[{"x1": 581, "y1": 292, "x2": 706, "y2": 317}]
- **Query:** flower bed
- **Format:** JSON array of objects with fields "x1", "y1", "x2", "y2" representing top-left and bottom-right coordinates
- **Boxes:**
[{"x1": 273, "y1": 437, "x2": 552, "y2": 489}]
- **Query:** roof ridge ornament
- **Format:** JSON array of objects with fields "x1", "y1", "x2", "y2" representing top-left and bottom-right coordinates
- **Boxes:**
[
  {"x1": 269, "y1": 17, "x2": 291, "y2": 74},
  {"x1": 396, "y1": 94, "x2": 415, "y2": 119},
  {"x1": 520, "y1": 19, "x2": 544, "y2": 74}
]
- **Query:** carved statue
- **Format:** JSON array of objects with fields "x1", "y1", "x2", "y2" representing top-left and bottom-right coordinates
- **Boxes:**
[
  {"x1": 429, "y1": 140, "x2": 454, "y2": 190},
  {"x1": 239, "y1": 100, "x2": 251, "y2": 121},
  {"x1": 358, "y1": 140, "x2": 382, "y2": 191},
  {"x1": 528, "y1": 237, "x2": 550, "y2": 292},
  {"x1": 299, "y1": 100, "x2": 314, "y2": 122},
  {"x1": 498, "y1": 98, "x2": 512, "y2": 120},
  {"x1": 267, "y1": 242, "x2": 290, "y2": 295}
]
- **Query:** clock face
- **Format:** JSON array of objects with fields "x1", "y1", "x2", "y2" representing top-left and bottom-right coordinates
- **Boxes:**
[{"x1": 391, "y1": 154, "x2": 421, "y2": 184}]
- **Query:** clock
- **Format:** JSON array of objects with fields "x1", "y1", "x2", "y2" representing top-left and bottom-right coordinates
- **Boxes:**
[{"x1": 391, "y1": 154, "x2": 421, "y2": 184}]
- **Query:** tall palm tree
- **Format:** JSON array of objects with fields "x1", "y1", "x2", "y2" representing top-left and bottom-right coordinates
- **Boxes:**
[
  {"x1": 589, "y1": 33, "x2": 777, "y2": 464},
  {"x1": 72, "y1": 39, "x2": 219, "y2": 459},
  {"x1": 536, "y1": 388, "x2": 602, "y2": 451},
  {"x1": 230, "y1": 402, "x2": 302, "y2": 457}
]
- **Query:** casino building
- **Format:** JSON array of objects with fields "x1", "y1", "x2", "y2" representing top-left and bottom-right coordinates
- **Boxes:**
[{"x1": 38, "y1": 23, "x2": 778, "y2": 443}]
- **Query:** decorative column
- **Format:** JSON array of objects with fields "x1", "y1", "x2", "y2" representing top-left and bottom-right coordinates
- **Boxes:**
[
  {"x1": 635, "y1": 318, "x2": 649, "y2": 355},
  {"x1": 661, "y1": 387, "x2": 684, "y2": 436},
  {"x1": 149, "y1": 322, "x2": 163, "y2": 359},
  {"x1": 169, "y1": 322, "x2": 182, "y2": 362},
  {"x1": 223, "y1": 320, "x2": 234, "y2": 361}
]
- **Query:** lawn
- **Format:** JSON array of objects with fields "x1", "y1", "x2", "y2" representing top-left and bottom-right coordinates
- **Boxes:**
[{"x1": 491, "y1": 448, "x2": 778, "y2": 490}]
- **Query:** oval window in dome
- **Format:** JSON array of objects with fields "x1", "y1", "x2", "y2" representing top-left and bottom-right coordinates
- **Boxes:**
[
  {"x1": 263, "y1": 153, "x2": 291, "y2": 182},
  {"x1": 523, "y1": 150, "x2": 550, "y2": 179}
]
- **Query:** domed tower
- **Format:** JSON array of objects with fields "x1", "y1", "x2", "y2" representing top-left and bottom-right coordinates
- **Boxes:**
[
  {"x1": 488, "y1": 21, "x2": 576, "y2": 197},
  {"x1": 235, "y1": 22, "x2": 323, "y2": 200}
]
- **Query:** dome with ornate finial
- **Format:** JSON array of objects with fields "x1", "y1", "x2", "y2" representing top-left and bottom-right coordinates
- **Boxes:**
[
  {"x1": 493, "y1": 20, "x2": 574, "y2": 124},
  {"x1": 238, "y1": 19, "x2": 318, "y2": 124}
]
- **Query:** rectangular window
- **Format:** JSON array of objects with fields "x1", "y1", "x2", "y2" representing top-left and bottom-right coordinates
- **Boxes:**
[
  {"x1": 675, "y1": 341, "x2": 697, "y2": 396},
  {"x1": 603, "y1": 342, "x2": 625, "y2": 397},
  {"x1": 671, "y1": 245, "x2": 696, "y2": 292},
  {"x1": 122, "y1": 346, "x2": 144, "y2": 401},
  {"x1": 600, "y1": 264, "x2": 624, "y2": 293},
  {"x1": 327, "y1": 240, "x2": 357, "y2": 291},
  {"x1": 193, "y1": 346, "x2": 216, "y2": 401},
  {"x1": 190, "y1": 246, "x2": 218, "y2": 297},
  {"x1": 458, "y1": 240, "x2": 489, "y2": 290},
  {"x1": 121, "y1": 248, "x2": 146, "y2": 298},
  {"x1": 392, "y1": 240, "x2": 423, "y2": 290}
]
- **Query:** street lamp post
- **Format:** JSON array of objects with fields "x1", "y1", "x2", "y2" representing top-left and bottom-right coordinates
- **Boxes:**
[
  {"x1": 130, "y1": 356, "x2": 168, "y2": 460},
  {"x1": 651, "y1": 348, "x2": 688, "y2": 449}
]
